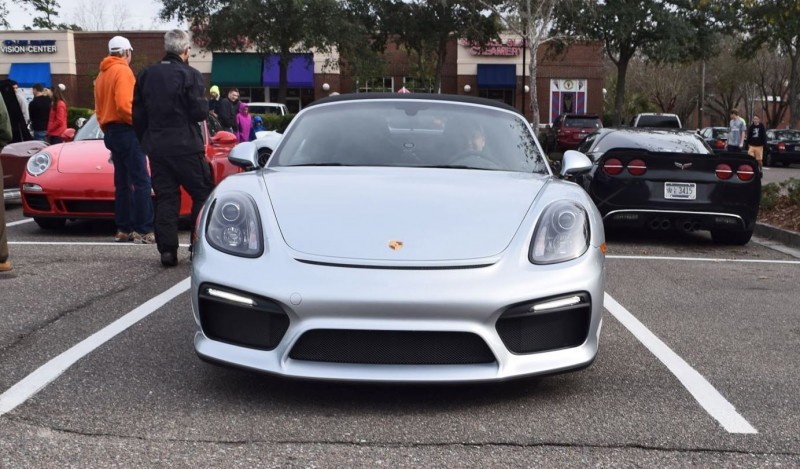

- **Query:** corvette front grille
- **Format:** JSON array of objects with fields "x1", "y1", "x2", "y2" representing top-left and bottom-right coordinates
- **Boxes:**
[{"x1": 289, "y1": 329, "x2": 495, "y2": 365}]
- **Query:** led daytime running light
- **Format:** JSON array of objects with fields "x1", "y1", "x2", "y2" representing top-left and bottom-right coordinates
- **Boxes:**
[
  {"x1": 206, "y1": 288, "x2": 255, "y2": 306},
  {"x1": 530, "y1": 295, "x2": 582, "y2": 312}
]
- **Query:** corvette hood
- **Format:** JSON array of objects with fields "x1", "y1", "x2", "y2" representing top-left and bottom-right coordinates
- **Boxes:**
[
  {"x1": 265, "y1": 167, "x2": 546, "y2": 262},
  {"x1": 55, "y1": 141, "x2": 113, "y2": 174}
]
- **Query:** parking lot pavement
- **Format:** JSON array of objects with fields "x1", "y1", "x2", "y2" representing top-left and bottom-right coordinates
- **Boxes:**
[{"x1": 1, "y1": 205, "x2": 799, "y2": 465}]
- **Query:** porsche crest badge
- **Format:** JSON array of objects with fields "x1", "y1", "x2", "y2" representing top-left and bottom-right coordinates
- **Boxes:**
[{"x1": 388, "y1": 240, "x2": 404, "y2": 251}]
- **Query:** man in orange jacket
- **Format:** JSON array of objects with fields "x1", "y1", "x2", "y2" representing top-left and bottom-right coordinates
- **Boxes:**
[{"x1": 95, "y1": 36, "x2": 154, "y2": 244}]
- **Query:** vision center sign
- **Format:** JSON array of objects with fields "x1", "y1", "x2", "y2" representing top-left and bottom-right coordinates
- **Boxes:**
[{"x1": 2, "y1": 39, "x2": 58, "y2": 54}]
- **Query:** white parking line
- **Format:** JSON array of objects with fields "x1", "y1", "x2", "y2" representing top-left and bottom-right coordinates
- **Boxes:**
[
  {"x1": 604, "y1": 292, "x2": 758, "y2": 434},
  {"x1": 607, "y1": 255, "x2": 800, "y2": 265},
  {"x1": 0, "y1": 277, "x2": 190, "y2": 417},
  {"x1": 6, "y1": 219, "x2": 34, "y2": 227}
]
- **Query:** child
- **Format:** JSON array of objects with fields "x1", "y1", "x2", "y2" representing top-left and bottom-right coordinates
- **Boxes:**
[
  {"x1": 235, "y1": 102, "x2": 252, "y2": 143},
  {"x1": 249, "y1": 115, "x2": 266, "y2": 141}
]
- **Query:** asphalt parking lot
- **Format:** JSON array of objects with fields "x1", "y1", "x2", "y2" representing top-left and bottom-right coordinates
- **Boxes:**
[{"x1": 1, "y1": 203, "x2": 799, "y2": 467}]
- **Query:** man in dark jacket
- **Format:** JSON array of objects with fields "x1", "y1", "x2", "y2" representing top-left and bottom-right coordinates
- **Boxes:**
[
  {"x1": 28, "y1": 83, "x2": 51, "y2": 141},
  {"x1": 746, "y1": 114, "x2": 767, "y2": 168},
  {"x1": 0, "y1": 79, "x2": 32, "y2": 143},
  {"x1": 133, "y1": 29, "x2": 211, "y2": 267},
  {"x1": 216, "y1": 88, "x2": 239, "y2": 133}
]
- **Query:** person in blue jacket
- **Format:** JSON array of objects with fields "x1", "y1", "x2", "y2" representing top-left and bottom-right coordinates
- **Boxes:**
[{"x1": 249, "y1": 115, "x2": 266, "y2": 141}]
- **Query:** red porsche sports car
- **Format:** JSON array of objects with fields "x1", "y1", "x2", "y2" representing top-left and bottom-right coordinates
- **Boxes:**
[{"x1": 20, "y1": 115, "x2": 239, "y2": 229}]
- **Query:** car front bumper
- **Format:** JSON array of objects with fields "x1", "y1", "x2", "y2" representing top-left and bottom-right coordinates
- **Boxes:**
[{"x1": 191, "y1": 245, "x2": 605, "y2": 382}]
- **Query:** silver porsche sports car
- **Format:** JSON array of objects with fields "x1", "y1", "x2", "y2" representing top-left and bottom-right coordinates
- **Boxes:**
[{"x1": 191, "y1": 93, "x2": 606, "y2": 382}]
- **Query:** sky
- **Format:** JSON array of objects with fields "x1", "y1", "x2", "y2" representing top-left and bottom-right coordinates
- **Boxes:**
[{"x1": 5, "y1": 0, "x2": 182, "y2": 31}]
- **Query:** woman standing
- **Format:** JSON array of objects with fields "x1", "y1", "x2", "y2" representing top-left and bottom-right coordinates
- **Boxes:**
[{"x1": 46, "y1": 84, "x2": 67, "y2": 144}]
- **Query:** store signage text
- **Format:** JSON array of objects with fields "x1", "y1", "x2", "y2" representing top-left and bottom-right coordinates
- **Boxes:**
[
  {"x1": 2, "y1": 40, "x2": 58, "y2": 54},
  {"x1": 459, "y1": 38, "x2": 522, "y2": 56}
]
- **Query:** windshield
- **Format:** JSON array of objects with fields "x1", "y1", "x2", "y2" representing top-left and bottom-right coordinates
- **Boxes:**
[
  {"x1": 775, "y1": 130, "x2": 800, "y2": 140},
  {"x1": 564, "y1": 117, "x2": 601, "y2": 128},
  {"x1": 271, "y1": 100, "x2": 548, "y2": 174},
  {"x1": 74, "y1": 114, "x2": 104, "y2": 141}
]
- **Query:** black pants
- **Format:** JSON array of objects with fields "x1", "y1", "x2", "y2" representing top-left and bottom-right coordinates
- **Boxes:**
[{"x1": 149, "y1": 152, "x2": 212, "y2": 255}]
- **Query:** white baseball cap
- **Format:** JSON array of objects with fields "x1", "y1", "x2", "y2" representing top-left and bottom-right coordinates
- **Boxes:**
[{"x1": 108, "y1": 36, "x2": 133, "y2": 53}]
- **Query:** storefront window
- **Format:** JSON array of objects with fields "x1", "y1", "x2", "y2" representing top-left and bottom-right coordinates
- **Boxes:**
[
  {"x1": 357, "y1": 77, "x2": 394, "y2": 93},
  {"x1": 479, "y1": 89, "x2": 514, "y2": 107},
  {"x1": 403, "y1": 77, "x2": 435, "y2": 93}
]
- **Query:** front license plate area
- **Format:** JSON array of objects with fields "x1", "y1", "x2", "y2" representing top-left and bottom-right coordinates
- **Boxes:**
[{"x1": 664, "y1": 182, "x2": 696, "y2": 200}]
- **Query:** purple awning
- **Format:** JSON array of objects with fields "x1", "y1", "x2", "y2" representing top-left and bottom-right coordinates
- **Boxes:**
[{"x1": 263, "y1": 54, "x2": 314, "y2": 88}]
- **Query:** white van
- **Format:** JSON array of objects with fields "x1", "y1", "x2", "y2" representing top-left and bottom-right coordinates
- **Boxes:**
[{"x1": 245, "y1": 102, "x2": 289, "y2": 116}]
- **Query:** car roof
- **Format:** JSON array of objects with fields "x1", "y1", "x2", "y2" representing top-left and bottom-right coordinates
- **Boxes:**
[
  {"x1": 561, "y1": 113, "x2": 600, "y2": 118},
  {"x1": 245, "y1": 102, "x2": 287, "y2": 107},
  {"x1": 308, "y1": 92, "x2": 521, "y2": 114}
]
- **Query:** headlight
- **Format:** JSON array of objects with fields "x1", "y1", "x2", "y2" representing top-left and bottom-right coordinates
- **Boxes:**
[
  {"x1": 205, "y1": 192, "x2": 263, "y2": 257},
  {"x1": 530, "y1": 201, "x2": 590, "y2": 264},
  {"x1": 26, "y1": 152, "x2": 52, "y2": 176}
]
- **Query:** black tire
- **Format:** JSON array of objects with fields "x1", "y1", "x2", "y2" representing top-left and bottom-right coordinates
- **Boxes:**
[
  {"x1": 764, "y1": 152, "x2": 773, "y2": 167},
  {"x1": 781, "y1": 161, "x2": 791, "y2": 167},
  {"x1": 711, "y1": 227, "x2": 753, "y2": 245},
  {"x1": 34, "y1": 217, "x2": 66, "y2": 230}
]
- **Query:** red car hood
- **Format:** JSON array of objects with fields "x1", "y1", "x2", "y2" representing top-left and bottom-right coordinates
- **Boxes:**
[{"x1": 54, "y1": 140, "x2": 114, "y2": 174}]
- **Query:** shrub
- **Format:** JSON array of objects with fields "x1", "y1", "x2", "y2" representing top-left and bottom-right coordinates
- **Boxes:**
[
  {"x1": 780, "y1": 178, "x2": 800, "y2": 204},
  {"x1": 67, "y1": 107, "x2": 94, "y2": 128},
  {"x1": 253, "y1": 113, "x2": 296, "y2": 133},
  {"x1": 761, "y1": 182, "x2": 781, "y2": 210}
]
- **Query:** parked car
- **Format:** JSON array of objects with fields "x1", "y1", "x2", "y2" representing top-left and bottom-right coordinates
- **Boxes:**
[
  {"x1": 764, "y1": 129, "x2": 800, "y2": 167},
  {"x1": 543, "y1": 113, "x2": 602, "y2": 153},
  {"x1": 244, "y1": 102, "x2": 289, "y2": 116},
  {"x1": 20, "y1": 114, "x2": 240, "y2": 229},
  {"x1": 573, "y1": 128, "x2": 760, "y2": 245},
  {"x1": 698, "y1": 126, "x2": 729, "y2": 153},
  {"x1": 191, "y1": 93, "x2": 605, "y2": 382},
  {"x1": 630, "y1": 113, "x2": 682, "y2": 128},
  {"x1": 2, "y1": 140, "x2": 49, "y2": 203}
]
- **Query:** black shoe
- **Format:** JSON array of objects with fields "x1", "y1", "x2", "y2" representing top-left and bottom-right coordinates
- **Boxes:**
[{"x1": 160, "y1": 251, "x2": 178, "y2": 267}]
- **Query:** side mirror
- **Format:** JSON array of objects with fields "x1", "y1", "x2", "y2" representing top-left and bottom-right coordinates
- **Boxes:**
[
  {"x1": 75, "y1": 117, "x2": 86, "y2": 129},
  {"x1": 227, "y1": 141, "x2": 259, "y2": 170},
  {"x1": 212, "y1": 130, "x2": 238, "y2": 145},
  {"x1": 560, "y1": 150, "x2": 593, "y2": 177},
  {"x1": 61, "y1": 128, "x2": 76, "y2": 143}
]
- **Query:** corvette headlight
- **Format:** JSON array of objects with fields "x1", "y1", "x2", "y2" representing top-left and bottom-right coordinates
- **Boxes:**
[
  {"x1": 26, "y1": 152, "x2": 52, "y2": 176},
  {"x1": 205, "y1": 192, "x2": 263, "y2": 258},
  {"x1": 530, "y1": 201, "x2": 590, "y2": 264}
]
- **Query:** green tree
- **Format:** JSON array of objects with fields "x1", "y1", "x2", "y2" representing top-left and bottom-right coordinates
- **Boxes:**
[
  {"x1": 0, "y1": 1, "x2": 9, "y2": 29},
  {"x1": 22, "y1": 0, "x2": 81, "y2": 29},
  {"x1": 553, "y1": 0, "x2": 721, "y2": 125},
  {"x1": 159, "y1": 0, "x2": 344, "y2": 104},
  {"x1": 380, "y1": 0, "x2": 501, "y2": 93},
  {"x1": 737, "y1": 0, "x2": 800, "y2": 127}
]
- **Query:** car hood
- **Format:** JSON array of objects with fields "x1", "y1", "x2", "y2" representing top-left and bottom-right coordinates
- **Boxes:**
[
  {"x1": 54, "y1": 141, "x2": 113, "y2": 174},
  {"x1": 265, "y1": 167, "x2": 545, "y2": 262}
]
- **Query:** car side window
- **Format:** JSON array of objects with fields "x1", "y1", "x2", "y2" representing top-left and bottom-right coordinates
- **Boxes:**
[{"x1": 578, "y1": 133, "x2": 596, "y2": 153}]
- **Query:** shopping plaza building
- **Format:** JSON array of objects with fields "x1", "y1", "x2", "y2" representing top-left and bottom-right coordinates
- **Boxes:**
[{"x1": 0, "y1": 29, "x2": 605, "y2": 123}]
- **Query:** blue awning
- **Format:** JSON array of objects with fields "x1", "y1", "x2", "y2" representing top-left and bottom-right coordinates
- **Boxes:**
[
  {"x1": 477, "y1": 64, "x2": 516, "y2": 88},
  {"x1": 263, "y1": 54, "x2": 314, "y2": 88},
  {"x1": 8, "y1": 63, "x2": 51, "y2": 88}
]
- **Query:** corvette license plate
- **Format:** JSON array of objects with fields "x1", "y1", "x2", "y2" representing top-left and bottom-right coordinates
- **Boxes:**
[{"x1": 664, "y1": 182, "x2": 696, "y2": 200}]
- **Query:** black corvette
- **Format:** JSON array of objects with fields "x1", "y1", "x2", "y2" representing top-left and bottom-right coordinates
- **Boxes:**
[
  {"x1": 572, "y1": 128, "x2": 761, "y2": 245},
  {"x1": 764, "y1": 129, "x2": 800, "y2": 167}
]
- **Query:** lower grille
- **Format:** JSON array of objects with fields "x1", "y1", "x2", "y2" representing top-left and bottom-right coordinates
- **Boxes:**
[
  {"x1": 63, "y1": 199, "x2": 115, "y2": 214},
  {"x1": 24, "y1": 194, "x2": 51, "y2": 211},
  {"x1": 198, "y1": 284, "x2": 289, "y2": 350},
  {"x1": 496, "y1": 293, "x2": 591, "y2": 354},
  {"x1": 289, "y1": 330, "x2": 495, "y2": 365}
]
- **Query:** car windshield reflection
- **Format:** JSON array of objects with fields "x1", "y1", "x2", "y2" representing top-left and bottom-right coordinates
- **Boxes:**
[
  {"x1": 74, "y1": 115, "x2": 104, "y2": 141},
  {"x1": 271, "y1": 101, "x2": 548, "y2": 174}
]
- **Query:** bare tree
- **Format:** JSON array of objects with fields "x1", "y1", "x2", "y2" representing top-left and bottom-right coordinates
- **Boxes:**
[
  {"x1": 66, "y1": 0, "x2": 133, "y2": 30},
  {"x1": 627, "y1": 58, "x2": 697, "y2": 127},
  {"x1": 750, "y1": 47, "x2": 790, "y2": 129},
  {"x1": 479, "y1": 0, "x2": 569, "y2": 129}
]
